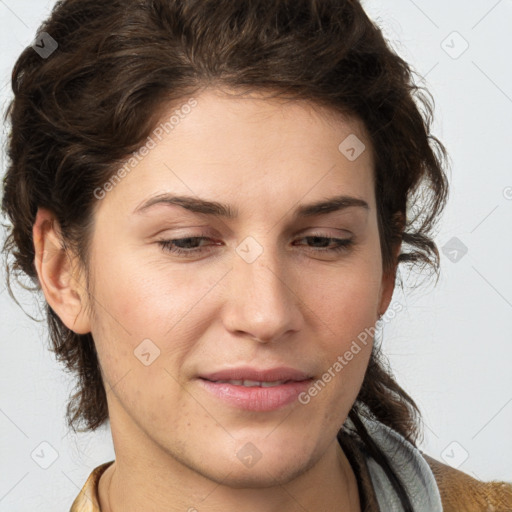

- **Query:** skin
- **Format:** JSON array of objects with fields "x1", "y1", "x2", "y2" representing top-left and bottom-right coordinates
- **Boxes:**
[{"x1": 33, "y1": 87, "x2": 399, "y2": 512}]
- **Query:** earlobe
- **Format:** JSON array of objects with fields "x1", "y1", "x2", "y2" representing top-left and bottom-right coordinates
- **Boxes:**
[{"x1": 32, "y1": 207, "x2": 91, "y2": 334}]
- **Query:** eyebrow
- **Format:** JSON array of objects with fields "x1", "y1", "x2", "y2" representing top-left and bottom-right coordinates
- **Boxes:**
[{"x1": 133, "y1": 193, "x2": 370, "y2": 218}]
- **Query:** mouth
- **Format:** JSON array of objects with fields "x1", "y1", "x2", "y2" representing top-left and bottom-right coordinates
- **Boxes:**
[
  {"x1": 196, "y1": 366, "x2": 314, "y2": 411},
  {"x1": 202, "y1": 378, "x2": 299, "y2": 387}
]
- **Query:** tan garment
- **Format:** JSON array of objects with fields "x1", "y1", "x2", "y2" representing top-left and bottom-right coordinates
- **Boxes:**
[
  {"x1": 69, "y1": 446, "x2": 512, "y2": 512},
  {"x1": 70, "y1": 460, "x2": 113, "y2": 512},
  {"x1": 423, "y1": 454, "x2": 512, "y2": 512}
]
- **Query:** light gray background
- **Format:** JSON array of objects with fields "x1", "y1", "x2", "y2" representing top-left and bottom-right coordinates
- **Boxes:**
[{"x1": 1, "y1": 0, "x2": 511, "y2": 510}]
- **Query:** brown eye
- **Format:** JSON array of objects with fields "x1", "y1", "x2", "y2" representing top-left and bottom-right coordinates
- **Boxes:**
[
  {"x1": 293, "y1": 233, "x2": 354, "y2": 253},
  {"x1": 158, "y1": 236, "x2": 217, "y2": 257}
]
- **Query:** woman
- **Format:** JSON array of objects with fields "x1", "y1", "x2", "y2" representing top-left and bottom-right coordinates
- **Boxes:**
[{"x1": 2, "y1": 0, "x2": 511, "y2": 511}]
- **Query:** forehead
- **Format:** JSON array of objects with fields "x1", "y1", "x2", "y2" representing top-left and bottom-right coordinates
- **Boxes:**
[
  {"x1": 158, "y1": 87, "x2": 372, "y2": 161},
  {"x1": 95, "y1": 88, "x2": 375, "y2": 221}
]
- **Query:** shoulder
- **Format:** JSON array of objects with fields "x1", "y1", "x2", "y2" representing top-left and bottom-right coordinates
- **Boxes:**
[
  {"x1": 421, "y1": 452, "x2": 512, "y2": 512},
  {"x1": 69, "y1": 460, "x2": 114, "y2": 512}
]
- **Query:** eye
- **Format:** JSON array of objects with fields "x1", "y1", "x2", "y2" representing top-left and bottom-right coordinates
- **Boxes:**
[
  {"x1": 156, "y1": 232, "x2": 354, "y2": 258},
  {"x1": 293, "y1": 233, "x2": 354, "y2": 253},
  {"x1": 157, "y1": 236, "x2": 217, "y2": 257}
]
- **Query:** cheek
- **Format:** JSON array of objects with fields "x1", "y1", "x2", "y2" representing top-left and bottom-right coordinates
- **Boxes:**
[
  {"x1": 87, "y1": 250, "x2": 227, "y2": 394},
  {"x1": 302, "y1": 259, "x2": 381, "y2": 399},
  {"x1": 310, "y1": 261, "x2": 382, "y2": 337},
  {"x1": 91, "y1": 247, "x2": 199, "y2": 339}
]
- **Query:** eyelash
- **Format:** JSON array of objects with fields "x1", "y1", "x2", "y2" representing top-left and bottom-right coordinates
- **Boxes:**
[{"x1": 157, "y1": 232, "x2": 354, "y2": 258}]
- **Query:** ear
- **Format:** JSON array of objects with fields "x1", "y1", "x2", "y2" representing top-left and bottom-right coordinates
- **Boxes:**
[
  {"x1": 378, "y1": 241, "x2": 401, "y2": 317},
  {"x1": 378, "y1": 210, "x2": 405, "y2": 317},
  {"x1": 32, "y1": 207, "x2": 91, "y2": 334}
]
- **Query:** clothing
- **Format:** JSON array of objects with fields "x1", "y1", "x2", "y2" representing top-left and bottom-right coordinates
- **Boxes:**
[
  {"x1": 70, "y1": 416, "x2": 512, "y2": 511},
  {"x1": 342, "y1": 414, "x2": 444, "y2": 511},
  {"x1": 70, "y1": 460, "x2": 113, "y2": 512},
  {"x1": 340, "y1": 415, "x2": 512, "y2": 511}
]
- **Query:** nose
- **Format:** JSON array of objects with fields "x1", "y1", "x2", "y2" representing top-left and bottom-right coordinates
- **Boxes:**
[{"x1": 221, "y1": 236, "x2": 304, "y2": 344}]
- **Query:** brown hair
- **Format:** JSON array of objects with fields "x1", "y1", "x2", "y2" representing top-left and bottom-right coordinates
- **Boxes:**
[{"x1": 1, "y1": 0, "x2": 449, "y2": 508}]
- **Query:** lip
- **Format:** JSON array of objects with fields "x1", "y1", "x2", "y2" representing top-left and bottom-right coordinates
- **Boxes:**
[
  {"x1": 197, "y1": 366, "x2": 314, "y2": 412},
  {"x1": 199, "y1": 366, "x2": 312, "y2": 382}
]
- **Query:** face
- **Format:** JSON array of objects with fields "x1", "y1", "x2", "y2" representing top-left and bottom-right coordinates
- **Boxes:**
[{"x1": 50, "y1": 88, "x2": 396, "y2": 487}]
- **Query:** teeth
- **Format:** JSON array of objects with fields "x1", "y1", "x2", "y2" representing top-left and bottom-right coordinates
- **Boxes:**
[
  {"x1": 216, "y1": 379, "x2": 288, "y2": 387},
  {"x1": 242, "y1": 380, "x2": 261, "y2": 386},
  {"x1": 260, "y1": 380, "x2": 286, "y2": 387}
]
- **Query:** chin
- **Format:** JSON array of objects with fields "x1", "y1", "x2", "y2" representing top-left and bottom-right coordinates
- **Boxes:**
[
  {"x1": 215, "y1": 440, "x2": 320, "y2": 489},
  {"x1": 211, "y1": 456, "x2": 316, "y2": 489}
]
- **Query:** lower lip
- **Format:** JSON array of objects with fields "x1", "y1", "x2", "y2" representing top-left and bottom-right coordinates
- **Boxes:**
[{"x1": 197, "y1": 378, "x2": 313, "y2": 411}]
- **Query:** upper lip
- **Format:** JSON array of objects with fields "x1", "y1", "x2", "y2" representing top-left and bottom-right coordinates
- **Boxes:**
[{"x1": 199, "y1": 366, "x2": 313, "y2": 382}]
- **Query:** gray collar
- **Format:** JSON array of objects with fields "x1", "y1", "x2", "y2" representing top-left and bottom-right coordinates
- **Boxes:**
[{"x1": 357, "y1": 415, "x2": 443, "y2": 511}]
